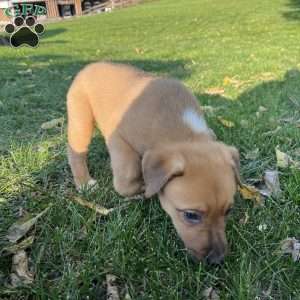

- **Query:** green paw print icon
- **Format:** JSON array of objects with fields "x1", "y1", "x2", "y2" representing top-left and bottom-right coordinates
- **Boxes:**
[{"x1": 5, "y1": 16, "x2": 45, "y2": 48}]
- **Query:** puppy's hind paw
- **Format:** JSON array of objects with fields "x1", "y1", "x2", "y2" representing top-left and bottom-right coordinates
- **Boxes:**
[{"x1": 77, "y1": 179, "x2": 98, "y2": 193}]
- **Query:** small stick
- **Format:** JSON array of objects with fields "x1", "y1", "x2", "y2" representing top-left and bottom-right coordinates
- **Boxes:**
[{"x1": 72, "y1": 196, "x2": 114, "y2": 215}]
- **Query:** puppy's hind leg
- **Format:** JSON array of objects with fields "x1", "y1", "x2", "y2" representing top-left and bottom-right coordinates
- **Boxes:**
[{"x1": 67, "y1": 88, "x2": 97, "y2": 191}]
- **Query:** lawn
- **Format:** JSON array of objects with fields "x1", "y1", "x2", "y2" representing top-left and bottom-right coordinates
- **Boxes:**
[{"x1": 0, "y1": 0, "x2": 300, "y2": 298}]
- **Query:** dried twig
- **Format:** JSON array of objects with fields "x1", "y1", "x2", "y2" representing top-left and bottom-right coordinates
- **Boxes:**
[{"x1": 72, "y1": 196, "x2": 114, "y2": 215}]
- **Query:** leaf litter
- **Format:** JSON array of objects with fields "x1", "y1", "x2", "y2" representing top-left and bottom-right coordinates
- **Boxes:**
[
  {"x1": 202, "y1": 287, "x2": 220, "y2": 300},
  {"x1": 205, "y1": 87, "x2": 225, "y2": 95},
  {"x1": 4, "y1": 206, "x2": 51, "y2": 287},
  {"x1": 6, "y1": 206, "x2": 51, "y2": 243},
  {"x1": 238, "y1": 184, "x2": 263, "y2": 205},
  {"x1": 281, "y1": 238, "x2": 300, "y2": 262},
  {"x1": 10, "y1": 250, "x2": 34, "y2": 287},
  {"x1": 1, "y1": 236, "x2": 34, "y2": 256},
  {"x1": 72, "y1": 196, "x2": 114, "y2": 215},
  {"x1": 276, "y1": 147, "x2": 292, "y2": 168},
  {"x1": 41, "y1": 117, "x2": 64, "y2": 130},
  {"x1": 106, "y1": 274, "x2": 120, "y2": 300},
  {"x1": 217, "y1": 116, "x2": 235, "y2": 128}
]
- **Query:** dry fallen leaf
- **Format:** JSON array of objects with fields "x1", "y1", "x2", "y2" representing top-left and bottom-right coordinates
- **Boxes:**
[
  {"x1": 263, "y1": 170, "x2": 281, "y2": 197},
  {"x1": 281, "y1": 237, "x2": 300, "y2": 262},
  {"x1": 223, "y1": 76, "x2": 247, "y2": 88},
  {"x1": 1, "y1": 236, "x2": 34, "y2": 256},
  {"x1": 6, "y1": 206, "x2": 50, "y2": 243},
  {"x1": 73, "y1": 196, "x2": 113, "y2": 215},
  {"x1": 238, "y1": 184, "x2": 263, "y2": 205},
  {"x1": 223, "y1": 76, "x2": 231, "y2": 86},
  {"x1": 106, "y1": 274, "x2": 120, "y2": 300},
  {"x1": 202, "y1": 287, "x2": 220, "y2": 300},
  {"x1": 10, "y1": 250, "x2": 34, "y2": 287},
  {"x1": 135, "y1": 48, "x2": 144, "y2": 54},
  {"x1": 276, "y1": 148, "x2": 292, "y2": 168},
  {"x1": 41, "y1": 117, "x2": 64, "y2": 130},
  {"x1": 217, "y1": 116, "x2": 235, "y2": 128},
  {"x1": 205, "y1": 87, "x2": 225, "y2": 95}
]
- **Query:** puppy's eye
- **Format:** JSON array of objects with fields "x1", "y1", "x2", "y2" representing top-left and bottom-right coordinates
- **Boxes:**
[{"x1": 182, "y1": 210, "x2": 202, "y2": 224}]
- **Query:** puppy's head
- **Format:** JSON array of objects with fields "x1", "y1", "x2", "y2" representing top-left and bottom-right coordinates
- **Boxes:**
[{"x1": 142, "y1": 141, "x2": 240, "y2": 264}]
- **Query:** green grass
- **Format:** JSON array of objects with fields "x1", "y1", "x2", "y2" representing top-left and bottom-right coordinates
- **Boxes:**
[{"x1": 1, "y1": 0, "x2": 300, "y2": 298}]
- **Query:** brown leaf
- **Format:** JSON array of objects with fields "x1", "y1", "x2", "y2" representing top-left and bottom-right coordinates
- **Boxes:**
[
  {"x1": 276, "y1": 148, "x2": 292, "y2": 168},
  {"x1": 135, "y1": 48, "x2": 144, "y2": 54},
  {"x1": 223, "y1": 76, "x2": 247, "y2": 88},
  {"x1": 217, "y1": 116, "x2": 235, "y2": 128},
  {"x1": 106, "y1": 274, "x2": 120, "y2": 300},
  {"x1": 1, "y1": 236, "x2": 34, "y2": 256},
  {"x1": 10, "y1": 250, "x2": 34, "y2": 287},
  {"x1": 238, "y1": 184, "x2": 263, "y2": 205},
  {"x1": 41, "y1": 117, "x2": 64, "y2": 130},
  {"x1": 281, "y1": 237, "x2": 300, "y2": 262},
  {"x1": 6, "y1": 206, "x2": 51, "y2": 243},
  {"x1": 205, "y1": 87, "x2": 225, "y2": 95},
  {"x1": 202, "y1": 287, "x2": 220, "y2": 300}
]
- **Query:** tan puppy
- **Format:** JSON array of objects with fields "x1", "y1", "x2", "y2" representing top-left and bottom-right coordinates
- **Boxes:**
[{"x1": 67, "y1": 62, "x2": 240, "y2": 264}]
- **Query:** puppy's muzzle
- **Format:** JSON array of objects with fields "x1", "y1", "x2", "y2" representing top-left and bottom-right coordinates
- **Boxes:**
[{"x1": 188, "y1": 236, "x2": 227, "y2": 265}]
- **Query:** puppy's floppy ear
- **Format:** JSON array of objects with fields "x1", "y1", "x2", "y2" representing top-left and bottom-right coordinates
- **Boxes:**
[
  {"x1": 142, "y1": 149, "x2": 185, "y2": 198},
  {"x1": 227, "y1": 146, "x2": 241, "y2": 186}
]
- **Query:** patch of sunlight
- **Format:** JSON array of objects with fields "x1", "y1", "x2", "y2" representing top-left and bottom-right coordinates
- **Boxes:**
[{"x1": 0, "y1": 135, "x2": 65, "y2": 196}]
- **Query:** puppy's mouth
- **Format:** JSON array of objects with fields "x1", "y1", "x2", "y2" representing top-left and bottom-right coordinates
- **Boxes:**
[{"x1": 187, "y1": 248, "x2": 225, "y2": 265}]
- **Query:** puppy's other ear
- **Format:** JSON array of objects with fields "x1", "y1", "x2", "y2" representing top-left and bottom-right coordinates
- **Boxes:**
[
  {"x1": 142, "y1": 149, "x2": 185, "y2": 198},
  {"x1": 227, "y1": 146, "x2": 241, "y2": 186}
]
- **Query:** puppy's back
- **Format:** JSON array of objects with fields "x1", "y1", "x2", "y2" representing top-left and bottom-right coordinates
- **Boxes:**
[{"x1": 68, "y1": 62, "x2": 155, "y2": 139}]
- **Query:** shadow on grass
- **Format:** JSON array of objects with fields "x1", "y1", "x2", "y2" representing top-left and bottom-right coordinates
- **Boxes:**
[
  {"x1": 43, "y1": 28, "x2": 67, "y2": 39},
  {"x1": 282, "y1": 0, "x2": 300, "y2": 21}
]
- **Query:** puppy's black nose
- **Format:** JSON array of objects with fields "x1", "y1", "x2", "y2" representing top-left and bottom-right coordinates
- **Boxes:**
[
  {"x1": 205, "y1": 252, "x2": 225, "y2": 265},
  {"x1": 205, "y1": 244, "x2": 226, "y2": 265}
]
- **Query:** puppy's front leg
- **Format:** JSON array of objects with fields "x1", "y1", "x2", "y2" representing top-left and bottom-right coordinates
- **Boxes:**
[
  {"x1": 68, "y1": 146, "x2": 97, "y2": 191},
  {"x1": 107, "y1": 133, "x2": 144, "y2": 197}
]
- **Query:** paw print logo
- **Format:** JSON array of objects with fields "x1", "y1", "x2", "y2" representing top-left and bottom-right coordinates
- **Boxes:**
[{"x1": 4, "y1": 16, "x2": 45, "y2": 48}]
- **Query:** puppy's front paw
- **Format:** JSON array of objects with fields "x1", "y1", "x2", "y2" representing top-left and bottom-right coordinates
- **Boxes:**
[{"x1": 77, "y1": 178, "x2": 98, "y2": 193}]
